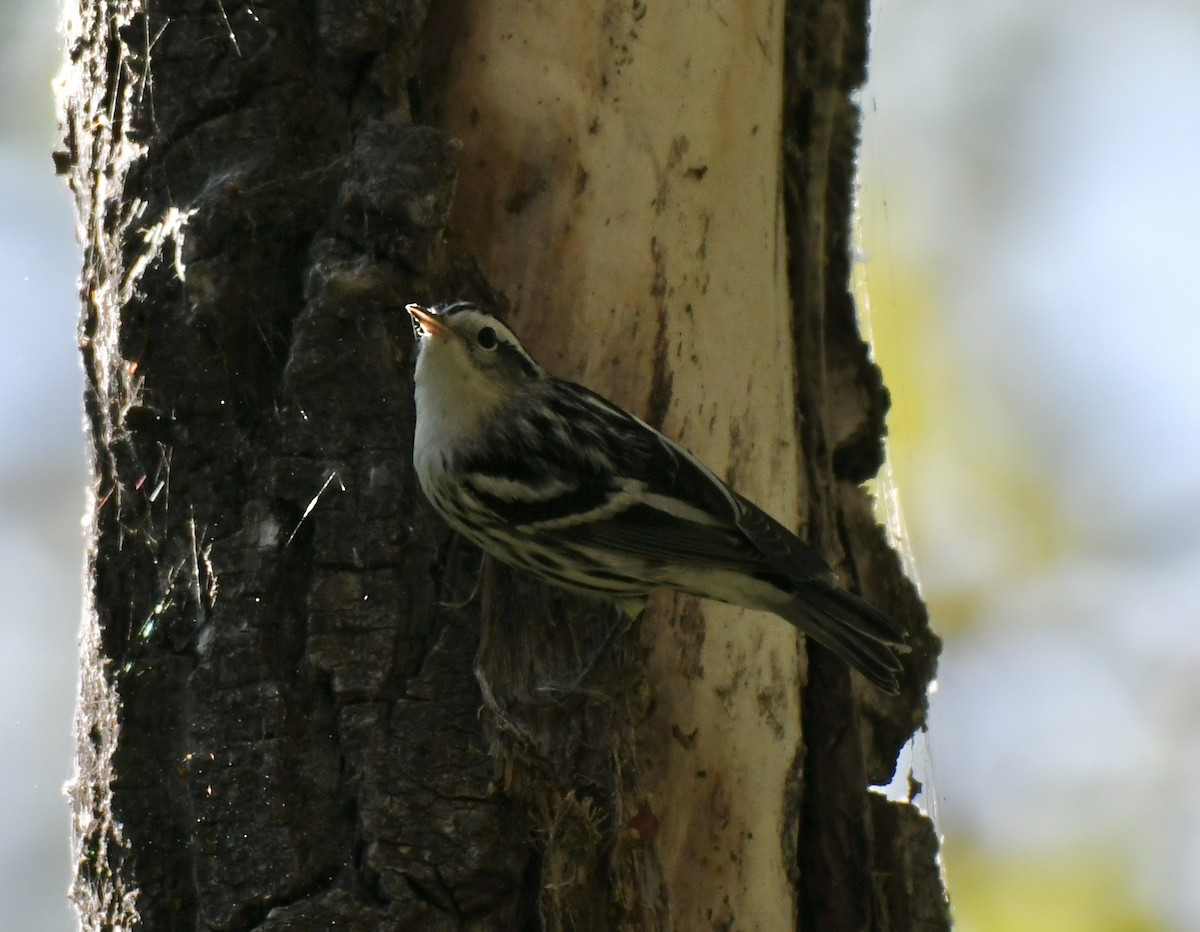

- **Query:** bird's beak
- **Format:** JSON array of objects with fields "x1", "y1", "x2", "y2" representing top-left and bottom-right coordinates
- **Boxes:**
[{"x1": 406, "y1": 304, "x2": 453, "y2": 342}]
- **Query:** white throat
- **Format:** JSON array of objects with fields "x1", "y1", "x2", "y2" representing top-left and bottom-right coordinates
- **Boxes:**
[{"x1": 413, "y1": 338, "x2": 506, "y2": 474}]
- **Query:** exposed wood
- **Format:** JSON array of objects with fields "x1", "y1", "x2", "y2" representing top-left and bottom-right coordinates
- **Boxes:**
[{"x1": 427, "y1": 0, "x2": 804, "y2": 926}]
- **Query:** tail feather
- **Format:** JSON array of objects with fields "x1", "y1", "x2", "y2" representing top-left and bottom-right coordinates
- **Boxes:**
[{"x1": 781, "y1": 582, "x2": 907, "y2": 694}]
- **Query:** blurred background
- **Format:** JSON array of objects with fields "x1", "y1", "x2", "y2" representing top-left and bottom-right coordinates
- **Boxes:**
[
  {"x1": 3, "y1": 1, "x2": 1196, "y2": 929},
  {"x1": 862, "y1": 1, "x2": 1200, "y2": 929},
  {"x1": 2, "y1": 3, "x2": 88, "y2": 931}
]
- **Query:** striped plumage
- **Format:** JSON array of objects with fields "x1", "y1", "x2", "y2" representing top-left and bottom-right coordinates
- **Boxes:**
[{"x1": 407, "y1": 300, "x2": 906, "y2": 692}]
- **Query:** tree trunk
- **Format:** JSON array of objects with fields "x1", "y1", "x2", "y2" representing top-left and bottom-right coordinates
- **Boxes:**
[{"x1": 60, "y1": 0, "x2": 945, "y2": 930}]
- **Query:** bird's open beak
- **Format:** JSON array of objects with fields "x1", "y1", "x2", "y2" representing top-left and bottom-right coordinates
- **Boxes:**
[{"x1": 406, "y1": 304, "x2": 452, "y2": 342}]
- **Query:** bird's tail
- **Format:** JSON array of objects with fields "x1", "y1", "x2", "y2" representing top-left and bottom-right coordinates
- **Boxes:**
[{"x1": 779, "y1": 582, "x2": 907, "y2": 694}]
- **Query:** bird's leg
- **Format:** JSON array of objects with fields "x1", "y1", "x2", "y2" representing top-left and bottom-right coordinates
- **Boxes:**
[{"x1": 437, "y1": 545, "x2": 486, "y2": 610}]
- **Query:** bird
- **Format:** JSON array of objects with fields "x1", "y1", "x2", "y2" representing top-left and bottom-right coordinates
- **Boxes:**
[{"x1": 405, "y1": 300, "x2": 906, "y2": 693}]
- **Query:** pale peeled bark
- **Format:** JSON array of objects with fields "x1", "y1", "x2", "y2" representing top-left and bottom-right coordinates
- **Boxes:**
[{"x1": 437, "y1": 2, "x2": 805, "y2": 925}]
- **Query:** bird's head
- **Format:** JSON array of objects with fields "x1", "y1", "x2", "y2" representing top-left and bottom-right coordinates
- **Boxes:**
[{"x1": 406, "y1": 301, "x2": 544, "y2": 437}]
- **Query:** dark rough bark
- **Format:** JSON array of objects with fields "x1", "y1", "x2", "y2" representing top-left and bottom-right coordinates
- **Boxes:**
[
  {"x1": 61, "y1": 0, "x2": 945, "y2": 929},
  {"x1": 62, "y1": 2, "x2": 529, "y2": 929},
  {"x1": 784, "y1": 1, "x2": 945, "y2": 929}
]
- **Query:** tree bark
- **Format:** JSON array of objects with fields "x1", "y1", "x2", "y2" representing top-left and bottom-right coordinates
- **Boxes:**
[{"x1": 60, "y1": 0, "x2": 945, "y2": 930}]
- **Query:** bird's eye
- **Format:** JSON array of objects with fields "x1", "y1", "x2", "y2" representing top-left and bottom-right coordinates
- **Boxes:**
[{"x1": 476, "y1": 326, "x2": 498, "y2": 350}]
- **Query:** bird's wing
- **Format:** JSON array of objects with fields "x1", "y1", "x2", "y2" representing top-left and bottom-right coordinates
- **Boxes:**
[
  {"x1": 460, "y1": 380, "x2": 833, "y2": 580},
  {"x1": 554, "y1": 498, "x2": 770, "y2": 572},
  {"x1": 727, "y1": 493, "x2": 833, "y2": 583},
  {"x1": 540, "y1": 385, "x2": 840, "y2": 580}
]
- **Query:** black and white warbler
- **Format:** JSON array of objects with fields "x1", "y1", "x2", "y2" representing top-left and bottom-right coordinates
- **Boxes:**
[{"x1": 406, "y1": 300, "x2": 906, "y2": 693}]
